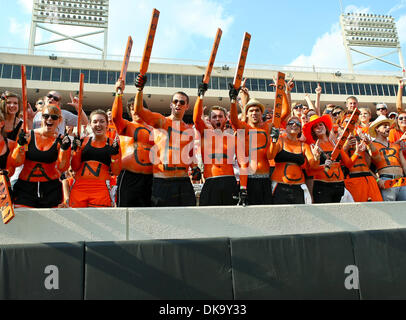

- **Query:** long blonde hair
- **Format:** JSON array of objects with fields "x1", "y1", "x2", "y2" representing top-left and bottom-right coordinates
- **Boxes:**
[{"x1": 0, "y1": 91, "x2": 22, "y2": 122}]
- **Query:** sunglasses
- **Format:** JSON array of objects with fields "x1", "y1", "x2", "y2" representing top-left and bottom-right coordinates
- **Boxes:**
[
  {"x1": 293, "y1": 104, "x2": 303, "y2": 110},
  {"x1": 377, "y1": 108, "x2": 387, "y2": 111},
  {"x1": 332, "y1": 112, "x2": 342, "y2": 117},
  {"x1": 398, "y1": 117, "x2": 406, "y2": 121},
  {"x1": 287, "y1": 120, "x2": 301, "y2": 127},
  {"x1": 47, "y1": 94, "x2": 60, "y2": 102},
  {"x1": 172, "y1": 99, "x2": 186, "y2": 106},
  {"x1": 42, "y1": 114, "x2": 60, "y2": 121},
  {"x1": 37, "y1": 101, "x2": 44, "y2": 105}
]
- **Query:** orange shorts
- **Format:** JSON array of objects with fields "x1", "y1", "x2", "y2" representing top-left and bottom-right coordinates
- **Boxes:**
[
  {"x1": 69, "y1": 179, "x2": 113, "y2": 208},
  {"x1": 344, "y1": 175, "x2": 383, "y2": 202}
]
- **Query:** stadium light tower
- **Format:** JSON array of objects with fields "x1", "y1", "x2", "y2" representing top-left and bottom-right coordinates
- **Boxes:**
[
  {"x1": 29, "y1": 0, "x2": 110, "y2": 59},
  {"x1": 340, "y1": 12, "x2": 405, "y2": 73}
]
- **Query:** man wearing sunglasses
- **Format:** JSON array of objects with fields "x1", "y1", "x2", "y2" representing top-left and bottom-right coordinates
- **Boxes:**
[
  {"x1": 33, "y1": 90, "x2": 88, "y2": 135},
  {"x1": 133, "y1": 74, "x2": 199, "y2": 207},
  {"x1": 375, "y1": 103, "x2": 388, "y2": 118}
]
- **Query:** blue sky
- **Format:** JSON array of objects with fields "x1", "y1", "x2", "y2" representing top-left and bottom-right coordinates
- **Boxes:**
[{"x1": 2, "y1": 0, "x2": 406, "y2": 73}]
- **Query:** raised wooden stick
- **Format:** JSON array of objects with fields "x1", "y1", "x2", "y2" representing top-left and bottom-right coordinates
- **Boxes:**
[
  {"x1": 21, "y1": 65, "x2": 28, "y2": 133},
  {"x1": 271, "y1": 72, "x2": 286, "y2": 142},
  {"x1": 203, "y1": 28, "x2": 222, "y2": 84},
  {"x1": 77, "y1": 73, "x2": 85, "y2": 137},
  {"x1": 139, "y1": 8, "x2": 160, "y2": 76},
  {"x1": 117, "y1": 36, "x2": 133, "y2": 95},
  {"x1": 232, "y1": 32, "x2": 251, "y2": 90},
  {"x1": 330, "y1": 108, "x2": 360, "y2": 162}
]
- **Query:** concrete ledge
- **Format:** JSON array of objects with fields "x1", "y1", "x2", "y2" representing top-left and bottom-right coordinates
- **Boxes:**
[
  {"x1": 1, "y1": 202, "x2": 406, "y2": 244},
  {"x1": 0, "y1": 208, "x2": 127, "y2": 245}
]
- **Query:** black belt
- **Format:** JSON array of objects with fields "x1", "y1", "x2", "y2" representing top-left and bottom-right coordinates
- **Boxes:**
[{"x1": 349, "y1": 172, "x2": 372, "y2": 179}]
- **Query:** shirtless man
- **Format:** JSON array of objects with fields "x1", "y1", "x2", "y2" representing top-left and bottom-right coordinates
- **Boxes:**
[
  {"x1": 134, "y1": 74, "x2": 200, "y2": 206},
  {"x1": 368, "y1": 115, "x2": 406, "y2": 201},
  {"x1": 193, "y1": 81, "x2": 237, "y2": 205},
  {"x1": 112, "y1": 79, "x2": 154, "y2": 207}
]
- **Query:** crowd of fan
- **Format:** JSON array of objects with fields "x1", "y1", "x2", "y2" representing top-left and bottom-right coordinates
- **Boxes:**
[{"x1": 0, "y1": 75, "x2": 404, "y2": 209}]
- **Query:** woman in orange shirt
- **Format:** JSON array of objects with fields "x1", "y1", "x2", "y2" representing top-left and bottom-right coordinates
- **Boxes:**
[
  {"x1": 388, "y1": 111, "x2": 406, "y2": 158},
  {"x1": 11, "y1": 104, "x2": 71, "y2": 208},
  {"x1": 302, "y1": 114, "x2": 359, "y2": 203},
  {"x1": 69, "y1": 109, "x2": 121, "y2": 208},
  {"x1": 269, "y1": 116, "x2": 319, "y2": 204}
]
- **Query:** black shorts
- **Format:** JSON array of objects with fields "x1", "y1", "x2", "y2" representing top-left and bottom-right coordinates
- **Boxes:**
[
  {"x1": 199, "y1": 176, "x2": 238, "y2": 206},
  {"x1": 272, "y1": 183, "x2": 305, "y2": 205},
  {"x1": 151, "y1": 177, "x2": 196, "y2": 207},
  {"x1": 116, "y1": 170, "x2": 153, "y2": 207},
  {"x1": 247, "y1": 176, "x2": 273, "y2": 205},
  {"x1": 313, "y1": 180, "x2": 344, "y2": 203},
  {"x1": 13, "y1": 179, "x2": 63, "y2": 208}
]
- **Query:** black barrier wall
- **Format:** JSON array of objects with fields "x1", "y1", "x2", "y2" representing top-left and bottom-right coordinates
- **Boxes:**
[
  {"x1": 84, "y1": 238, "x2": 234, "y2": 300},
  {"x1": 1, "y1": 229, "x2": 406, "y2": 300},
  {"x1": 0, "y1": 242, "x2": 84, "y2": 300}
]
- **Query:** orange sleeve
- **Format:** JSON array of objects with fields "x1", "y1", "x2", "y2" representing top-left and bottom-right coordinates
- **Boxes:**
[
  {"x1": 268, "y1": 139, "x2": 282, "y2": 160},
  {"x1": 5, "y1": 140, "x2": 17, "y2": 176},
  {"x1": 339, "y1": 149, "x2": 356, "y2": 169},
  {"x1": 193, "y1": 96, "x2": 207, "y2": 133},
  {"x1": 134, "y1": 90, "x2": 166, "y2": 129},
  {"x1": 71, "y1": 137, "x2": 88, "y2": 172},
  {"x1": 57, "y1": 147, "x2": 71, "y2": 173},
  {"x1": 229, "y1": 101, "x2": 245, "y2": 130},
  {"x1": 304, "y1": 143, "x2": 319, "y2": 169},
  {"x1": 281, "y1": 90, "x2": 290, "y2": 123},
  {"x1": 112, "y1": 95, "x2": 128, "y2": 135}
]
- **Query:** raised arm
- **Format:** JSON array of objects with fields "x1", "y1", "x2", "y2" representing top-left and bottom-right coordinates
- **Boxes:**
[
  {"x1": 229, "y1": 84, "x2": 245, "y2": 130},
  {"x1": 112, "y1": 79, "x2": 129, "y2": 135},
  {"x1": 57, "y1": 134, "x2": 72, "y2": 173},
  {"x1": 397, "y1": 79, "x2": 404, "y2": 113},
  {"x1": 134, "y1": 74, "x2": 166, "y2": 129},
  {"x1": 193, "y1": 81, "x2": 209, "y2": 133},
  {"x1": 67, "y1": 93, "x2": 88, "y2": 126},
  {"x1": 315, "y1": 83, "x2": 322, "y2": 116}
]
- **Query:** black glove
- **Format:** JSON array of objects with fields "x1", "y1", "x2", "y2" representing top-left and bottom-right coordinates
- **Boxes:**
[
  {"x1": 270, "y1": 127, "x2": 280, "y2": 141},
  {"x1": 235, "y1": 188, "x2": 248, "y2": 207},
  {"x1": 198, "y1": 77, "x2": 208, "y2": 97},
  {"x1": 191, "y1": 166, "x2": 202, "y2": 181},
  {"x1": 60, "y1": 134, "x2": 71, "y2": 151},
  {"x1": 109, "y1": 139, "x2": 120, "y2": 156},
  {"x1": 72, "y1": 136, "x2": 82, "y2": 152},
  {"x1": 17, "y1": 130, "x2": 28, "y2": 146},
  {"x1": 229, "y1": 83, "x2": 240, "y2": 101},
  {"x1": 135, "y1": 74, "x2": 147, "y2": 90}
]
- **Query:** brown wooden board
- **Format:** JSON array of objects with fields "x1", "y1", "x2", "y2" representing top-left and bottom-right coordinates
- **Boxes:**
[
  {"x1": 119, "y1": 36, "x2": 133, "y2": 82},
  {"x1": 232, "y1": 32, "x2": 251, "y2": 90},
  {"x1": 140, "y1": 8, "x2": 160, "y2": 76},
  {"x1": 77, "y1": 73, "x2": 85, "y2": 137},
  {"x1": 21, "y1": 65, "x2": 28, "y2": 133},
  {"x1": 203, "y1": 28, "x2": 222, "y2": 84},
  {"x1": 0, "y1": 174, "x2": 14, "y2": 225},
  {"x1": 271, "y1": 72, "x2": 286, "y2": 142},
  {"x1": 330, "y1": 108, "x2": 360, "y2": 161}
]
